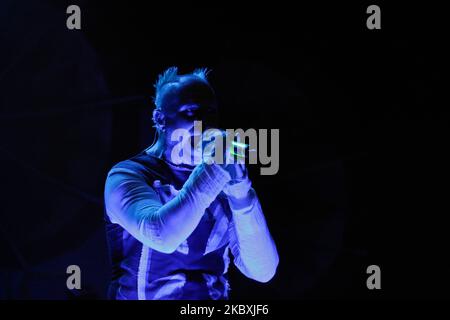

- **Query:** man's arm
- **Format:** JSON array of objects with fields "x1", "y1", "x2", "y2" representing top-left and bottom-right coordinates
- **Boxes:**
[
  {"x1": 227, "y1": 186, "x2": 279, "y2": 283},
  {"x1": 104, "y1": 162, "x2": 230, "y2": 254}
]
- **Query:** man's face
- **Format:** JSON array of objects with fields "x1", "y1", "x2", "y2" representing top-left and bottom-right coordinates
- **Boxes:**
[{"x1": 160, "y1": 77, "x2": 218, "y2": 138}]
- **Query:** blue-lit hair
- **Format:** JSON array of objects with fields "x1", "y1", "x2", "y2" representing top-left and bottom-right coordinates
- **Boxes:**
[{"x1": 152, "y1": 66, "x2": 212, "y2": 110}]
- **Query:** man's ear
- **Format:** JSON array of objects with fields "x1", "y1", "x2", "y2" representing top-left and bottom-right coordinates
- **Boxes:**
[{"x1": 152, "y1": 109, "x2": 166, "y2": 132}]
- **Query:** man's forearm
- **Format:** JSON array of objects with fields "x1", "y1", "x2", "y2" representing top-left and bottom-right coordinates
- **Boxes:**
[
  {"x1": 153, "y1": 162, "x2": 231, "y2": 252},
  {"x1": 228, "y1": 189, "x2": 279, "y2": 282},
  {"x1": 106, "y1": 162, "x2": 231, "y2": 254}
]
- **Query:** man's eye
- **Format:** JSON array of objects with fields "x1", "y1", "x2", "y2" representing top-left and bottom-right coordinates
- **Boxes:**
[{"x1": 184, "y1": 110, "x2": 196, "y2": 116}]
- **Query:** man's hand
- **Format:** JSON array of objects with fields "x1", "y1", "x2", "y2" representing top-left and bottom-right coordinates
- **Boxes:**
[
  {"x1": 197, "y1": 129, "x2": 252, "y2": 199},
  {"x1": 222, "y1": 164, "x2": 252, "y2": 200}
]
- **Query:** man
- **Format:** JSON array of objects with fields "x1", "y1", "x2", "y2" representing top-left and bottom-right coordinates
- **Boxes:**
[{"x1": 104, "y1": 67, "x2": 279, "y2": 300}]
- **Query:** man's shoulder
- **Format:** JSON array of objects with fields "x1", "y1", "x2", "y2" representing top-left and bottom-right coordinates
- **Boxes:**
[{"x1": 107, "y1": 152, "x2": 168, "y2": 181}]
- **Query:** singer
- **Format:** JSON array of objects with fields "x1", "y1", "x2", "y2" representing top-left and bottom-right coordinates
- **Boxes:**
[{"x1": 103, "y1": 67, "x2": 279, "y2": 300}]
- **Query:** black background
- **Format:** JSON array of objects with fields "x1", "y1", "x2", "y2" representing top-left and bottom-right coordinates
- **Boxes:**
[{"x1": 0, "y1": 0, "x2": 447, "y2": 299}]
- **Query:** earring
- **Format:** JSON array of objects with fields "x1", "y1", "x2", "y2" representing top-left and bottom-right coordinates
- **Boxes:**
[{"x1": 152, "y1": 109, "x2": 166, "y2": 132}]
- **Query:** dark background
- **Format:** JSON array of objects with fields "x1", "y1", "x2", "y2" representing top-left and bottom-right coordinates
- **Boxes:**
[{"x1": 0, "y1": 0, "x2": 447, "y2": 299}]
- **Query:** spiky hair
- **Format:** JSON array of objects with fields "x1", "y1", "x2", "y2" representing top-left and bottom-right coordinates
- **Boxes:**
[
  {"x1": 153, "y1": 66, "x2": 211, "y2": 109},
  {"x1": 192, "y1": 67, "x2": 210, "y2": 80}
]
